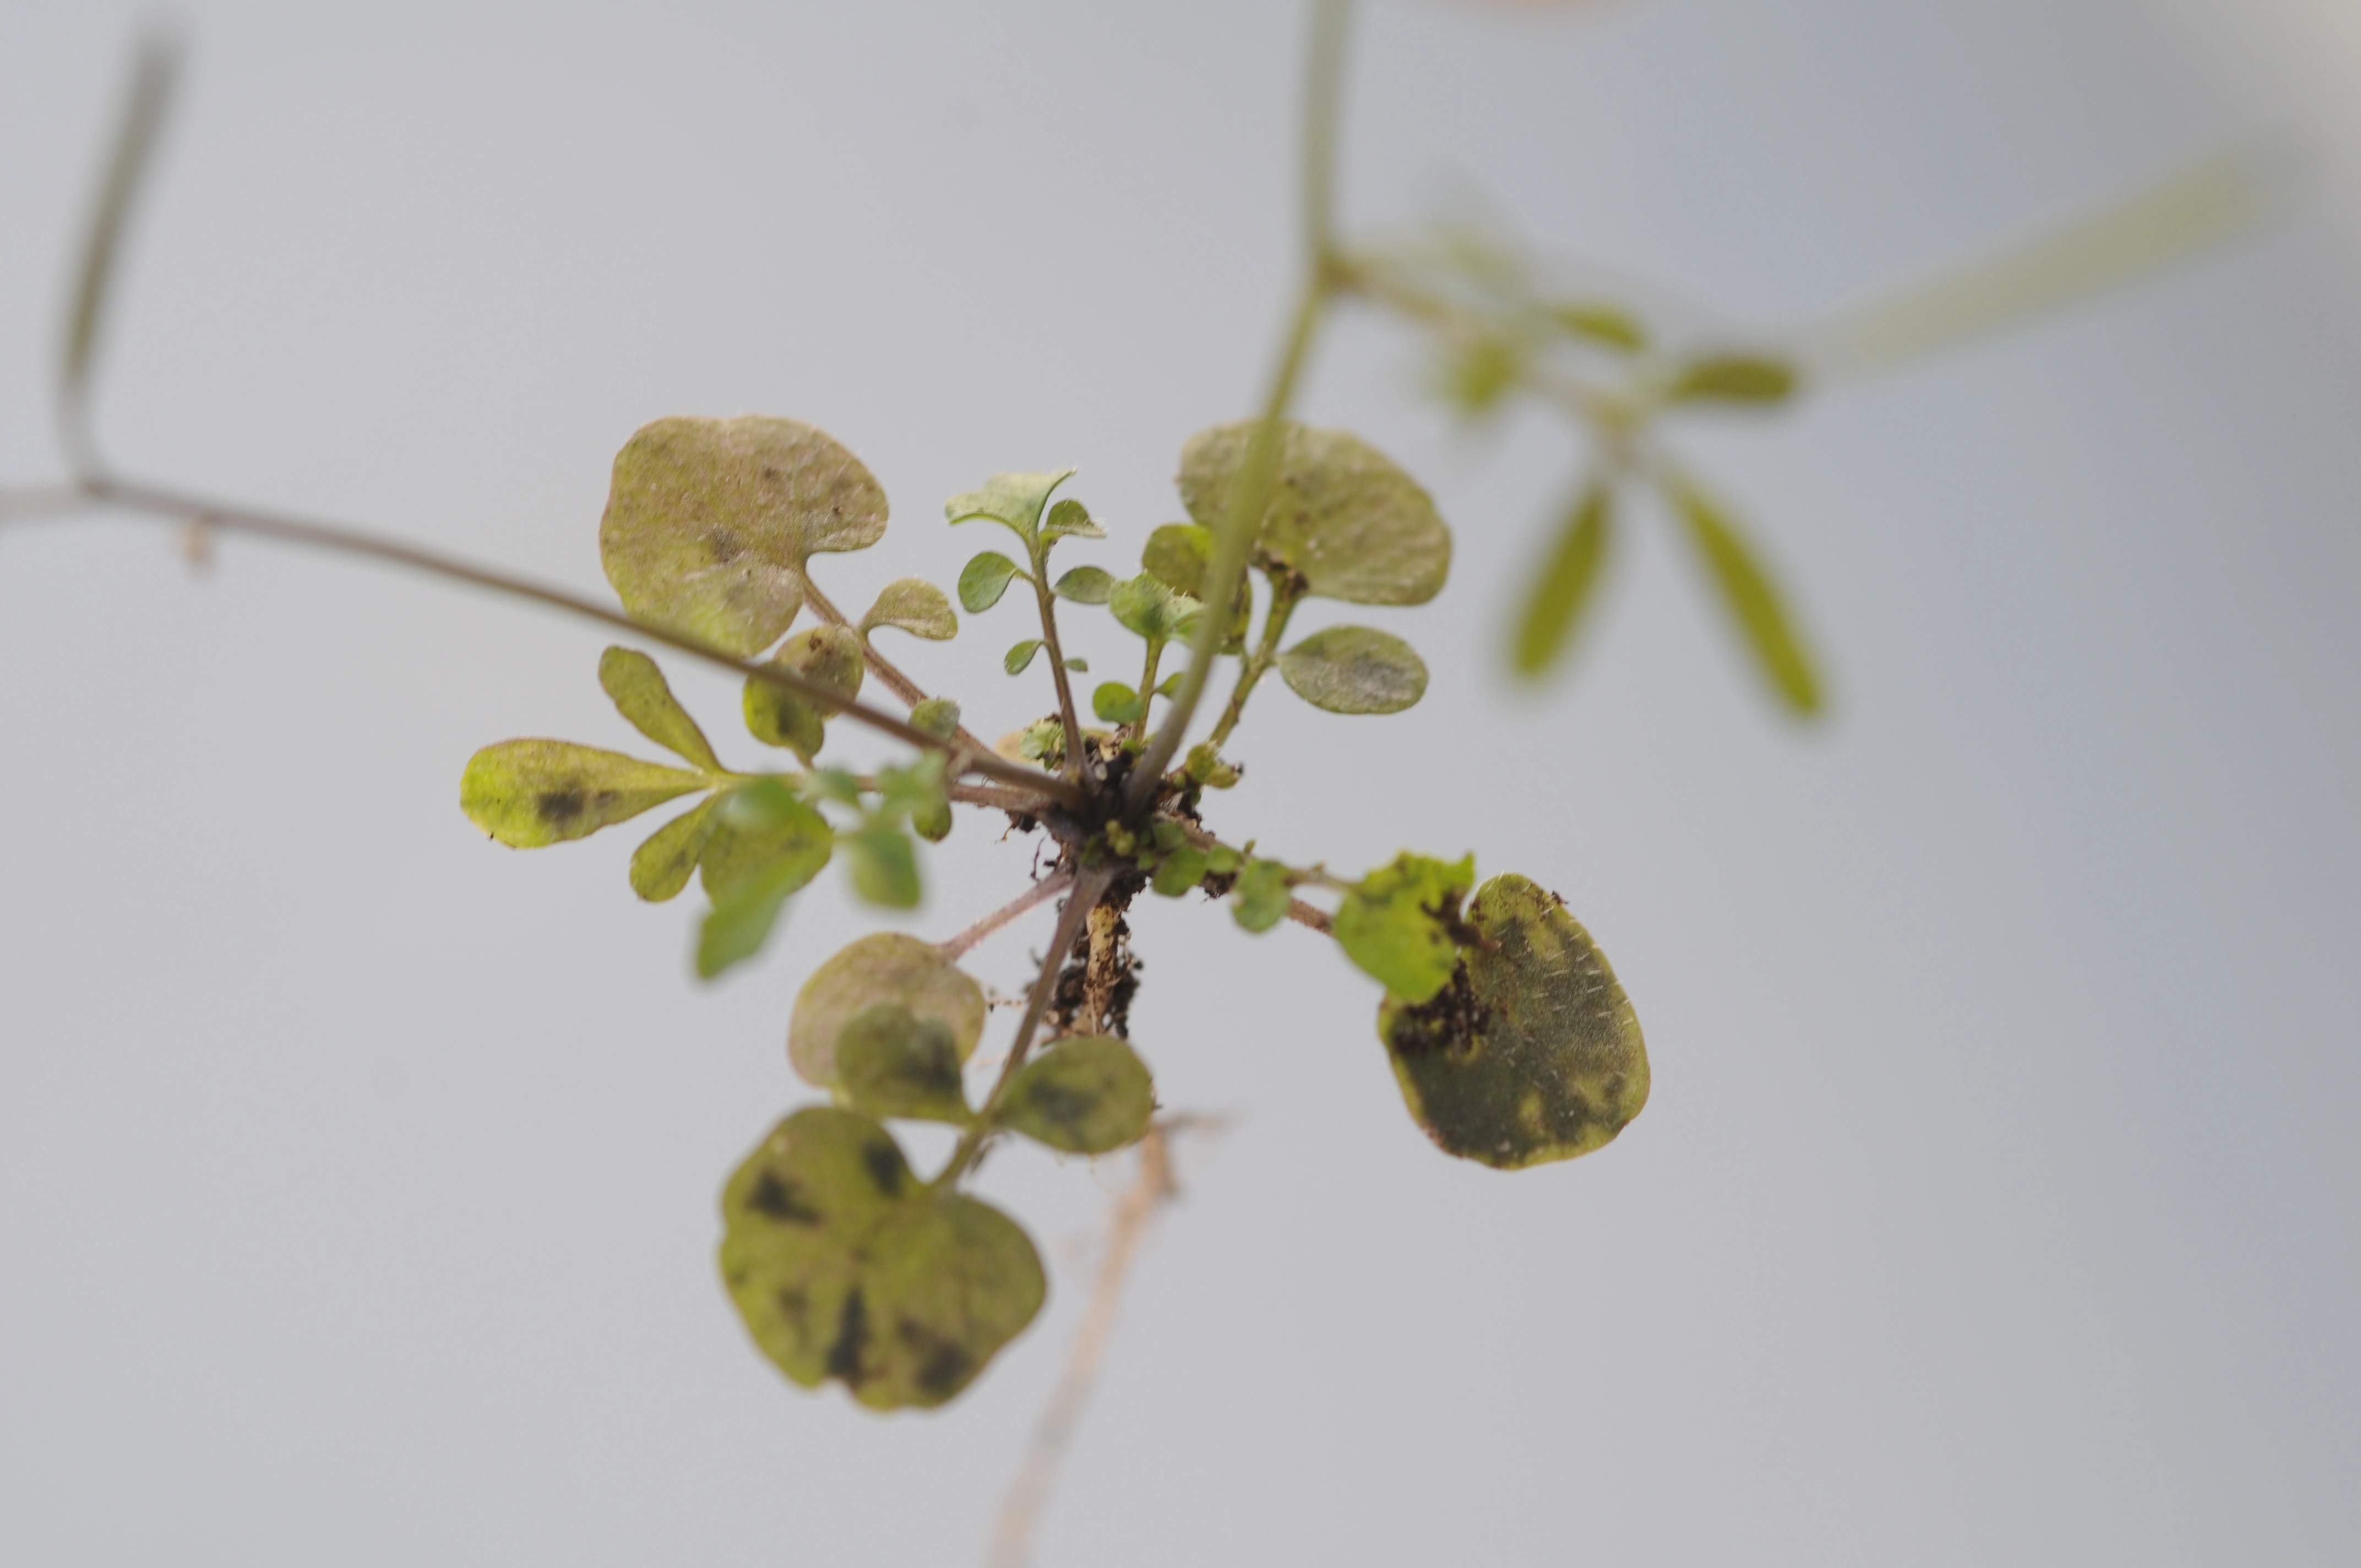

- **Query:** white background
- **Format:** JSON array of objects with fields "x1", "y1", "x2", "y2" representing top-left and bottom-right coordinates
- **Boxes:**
[{"x1": 2, "y1": 1, "x2": 2356, "y2": 1563}]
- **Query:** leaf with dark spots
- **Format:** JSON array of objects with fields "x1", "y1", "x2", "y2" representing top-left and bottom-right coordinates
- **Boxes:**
[
  {"x1": 460, "y1": 739, "x2": 705, "y2": 848},
  {"x1": 721, "y1": 1107, "x2": 1044, "y2": 1409},
  {"x1": 1177, "y1": 421, "x2": 1452, "y2": 606},
  {"x1": 995, "y1": 1036, "x2": 1155, "y2": 1155},
  {"x1": 1376, "y1": 874, "x2": 1649, "y2": 1170},
  {"x1": 790, "y1": 934, "x2": 986, "y2": 1090},
  {"x1": 600, "y1": 416, "x2": 888, "y2": 656}
]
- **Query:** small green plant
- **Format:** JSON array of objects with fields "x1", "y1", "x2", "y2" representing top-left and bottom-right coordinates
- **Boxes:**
[
  {"x1": 2, "y1": 4, "x2": 2262, "y2": 1560},
  {"x1": 458, "y1": 408, "x2": 1650, "y2": 1409}
]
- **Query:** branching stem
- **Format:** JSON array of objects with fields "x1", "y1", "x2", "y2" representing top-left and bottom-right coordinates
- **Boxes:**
[
  {"x1": 67, "y1": 473, "x2": 1085, "y2": 808},
  {"x1": 796, "y1": 576, "x2": 992, "y2": 756},
  {"x1": 933, "y1": 865, "x2": 1117, "y2": 1190},
  {"x1": 1205, "y1": 578, "x2": 1303, "y2": 752},
  {"x1": 938, "y1": 870, "x2": 1075, "y2": 962},
  {"x1": 1028, "y1": 553, "x2": 1087, "y2": 781}
]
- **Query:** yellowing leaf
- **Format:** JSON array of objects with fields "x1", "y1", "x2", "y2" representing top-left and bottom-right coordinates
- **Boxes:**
[
  {"x1": 1377, "y1": 874, "x2": 1647, "y2": 1170},
  {"x1": 1277, "y1": 625, "x2": 1428, "y2": 714},
  {"x1": 1178, "y1": 422, "x2": 1451, "y2": 606},
  {"x1": 460, "y1": 740, "x2": 704, "y2": 848},
  {"x1": 599, "y1": 416, "x2": 888, "y2": 656},
  {"x1": 1335, "y1": 852, "x2": 1476, "y2": 1004},
  {"x1": 597, "y1": 646, "x2": 722, "y2": 771},
  {"x1": 789, "y1": 933, "x2": 987, "y2": 1089},
  {"x1": 720, "y1": 1108, "x2": 1045, "y2": 1409}
]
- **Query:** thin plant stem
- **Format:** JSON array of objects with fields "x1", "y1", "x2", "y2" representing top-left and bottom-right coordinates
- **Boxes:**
[
  {"x1": 1132, "y1": 0, "x2": 1355, "y2": 804},
  {"x1": 73, "y1": 473, "x2": 1084, "y2": 807},
  {"x1": 985, "y1": 1122, "x2": 1185, "y2": 1568},
  {"x1": 938, "y1": 870, "x2": 1076, "y2": 962},
  {"x1": 1204, "y1": 579, "x2": 1303, "y2": 753},
  {"x1": 933, "y1": 865, "x2": 1117, "y2": 1190},
  {"x1": 1028, "y1": 553, "x2": 1087, "y2": 781}
]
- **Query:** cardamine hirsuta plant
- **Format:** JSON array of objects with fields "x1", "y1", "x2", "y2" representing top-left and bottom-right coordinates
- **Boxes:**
[
  {"x1": 4, "y1": 1, "x2": 2251, "y2": 1559},
  {"x1": 455, "y1": 407, "x2": 1650, "y2": 1412}
]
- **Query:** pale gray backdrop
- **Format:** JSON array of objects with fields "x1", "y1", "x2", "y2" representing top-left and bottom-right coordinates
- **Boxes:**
[{"x1": 2, "y1": 1, "x2": 2355, "y2": 1564}]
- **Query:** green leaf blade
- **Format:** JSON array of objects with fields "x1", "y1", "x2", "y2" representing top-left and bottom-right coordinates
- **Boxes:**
[
  {"x1": 598, "y1": 645, "x2": 722, "y2": 771},
  {"x1": 1177, "y1": 422, "x2": 1452, "y2": 606},
  {"x1": 1335, "y1": 852, "x2": 1476, "y2": 1004},
  {"x1": 1377, "y1": 874, "x2": 1648, "y2": 1169},
  {"x1": 1003, "y1": 639, "x2": 1045, "y2": 676},
  {"x1": 1513, "y1": 481, "x2": 1615, "y2": 678},
  {"x1": 1091, "y1": 682, "x2": 1144, "y2": 725},
  {"x1": 790, "y1": 934, "x2": 986, "y2": 1089},
  {"x1": 629, "y1": 794, "x2": 722, "y2": 903},
  {"x1": 958, "y1": 552, "x2": 1024, "y2": 613},
  {"x1": 996, "y1": 1036, "x2": 1155, "y2": 1155},
  {"x1": 600, "y1": 416, "x2": 887, "y2": 656},
  {"x1": 1276, "y1": 625, "x2": 1429, "y2": 715},
  {"x1": 1668, "y1": 354, "x2": 1798, "y2": 406},
  {"x1": 836, "y1": 1004, "x2": 973, "y2": 1125},
  {"x1": 860, "y1": 579, "x2": 958, "y2": 641},
  {"x1": 945, "y1": 469, "x2": 1076, "y2": 548},
  {"x1": 460, "y1": 740, "x2": 705, "y2": 848},
  {"x1": 1663, "y1": 476, "x2": 1823, "y2": 716},
  {"x1": 1052, "y1": 565, "x2": 1116, "y2": 605},
  {"x1": 720, "y1": 1108, "x2": 1044, "y2": 1409}
]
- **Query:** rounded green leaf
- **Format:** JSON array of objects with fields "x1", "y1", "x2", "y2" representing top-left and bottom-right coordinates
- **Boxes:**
[
  {"x1": 837, "y1": 1004, "x2": 972, "y2": 1125},
  {"x1": 600, "y1": 416, "x2": 888, "y2": 656},
  {"x1": 860, "y1": 578, "x2": 957, "y2": 642},
  {"x1": 790, "y1": 933, "x2": 986, "y2": 1088},
  {"x1": 958, "y1": 552, "x2": 1024, "y2": 614},
  {"x1": 598, "y1": 646, "x2": 721, "y2": 771},
  {"x1": 629, "y1": 794, "x2": 722, "y2": 903},
  {"x1": 1277, "y1": 625, "x2": 1429, "y2": 715},
  {"x1": 700, "y1": 782, "x2": 833, "y2": 903},
  {"x1": 1140, "y1": 522, "x2": 1212, "y2": 597},
  {"x1": 1003, "y1": 639, "x2": 1045, "y2": 676},
  {"x1": 720, "y1": 1107, "x2": 1045, "y2": 1409},
  {"x1": 1091, "y1": 682, "x2": 1143, "y2": 725},
  {"x1": 946, "y1": 469, "x2": 1075, "y2": 548},
  {"x1": 1177, "y1": 422, "x2": 1452, "y2": 606},
  {"x1": 997, "y1": 1036, "x2": 1155, "y2": 1155},
  {"x1": 1107, "y1": 573, "x2": 1198, "y2": 644},
  {"x1": 1150, "y1": 845, "x2": 1209, "y2": 897},
  {"x1": 1377, "y1": 874, "x2": 1649, "y2": 1170},
  {"x1": 845, "y1": 824, "x2": 922, "y2": 911},
  {"x1": 1335, "y1": 852, "x2": 1476, "y2": 1004},
  {"x1": 1041, "y1": 498, "x2": 1105, "y2": 541},
  {"x1": 1052, "y1": 565, "x2": 1115, "y2": 605},
  {"x1": 460, "y1": 740, "x2": 705, "y2": 848},
  {"x1": 1231, "y1": 861, "x2": 1292, "y2": 933},
  {"x1": 695, "y1": 784, "x2": 834, "y2": 977},
  {"x1": 909, "y1": 698, "x2": 962, "y2": 741},
  {"x1": 745, "y1": 625, "x2": 866, "y2": 760}
]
